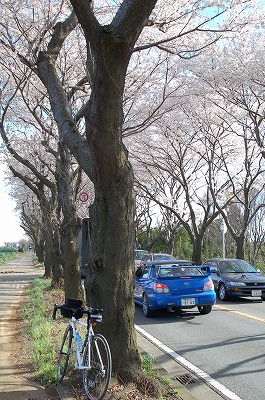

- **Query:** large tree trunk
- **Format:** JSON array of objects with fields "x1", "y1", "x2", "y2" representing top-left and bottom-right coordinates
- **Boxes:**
[
  {"x1": 42, "y1": 223, "x2": 63, "y2": 284},
  {"x1": 79, "y1": 218, "x2": 90, "y2": 268},
  {"x1": 57, "y1": 141, "x2": 84, "y2": 301},
  {"x1": 37, "y1": 0, "x2": 159, "y2": 382},
  {"x1": 80, "y1": 31, "x2": 141, "y2": 379},
  {"x1": 235, "y1": 234, "x2": 245, "y2": 259},
  {"x1": 192, "y1": 236, "x2": 203, "y2": 265},
  {"x1": 86, "y1": 166, "x2": 138, "y2": 379},
  {"x1": 60, "y1": 219, "x2": 83, "y2": 299},
  {"x1": 43, "y1": 235, "x2": 54, "y2": 279},
  {"x1": 34, "y1": 239, "x2": 44, "y2": 264}
]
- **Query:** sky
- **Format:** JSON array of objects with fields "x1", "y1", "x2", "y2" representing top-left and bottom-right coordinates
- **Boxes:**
[{"x1": 0, "y1": 164, "x2": 26, "y2": 246}]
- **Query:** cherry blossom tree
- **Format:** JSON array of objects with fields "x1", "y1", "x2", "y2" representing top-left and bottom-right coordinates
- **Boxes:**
[
  {"x1": 186, "y1": 27, "x2": 265, "y2": 259},
  {"x1": 0, "y1": 0, "x2": 260, "y2": 380},
  {"x1": 133, "y1": 120, "x2": 227, "y2": 265},
  {"x1": 0, "y1": 53, "x2": 87, "y2": 299}
]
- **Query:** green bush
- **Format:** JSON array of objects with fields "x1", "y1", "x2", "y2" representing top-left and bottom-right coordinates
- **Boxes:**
[{"x1": 0, "y1": 247, "x2": 18, "y2": 263}]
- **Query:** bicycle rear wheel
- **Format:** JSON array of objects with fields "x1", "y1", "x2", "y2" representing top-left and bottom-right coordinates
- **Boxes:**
[
  {"x1": 82, "y1": 334, "x2": 112, "y2": 400},
  {"x1": 57, "y1": 325, "x2": 73, "y2": 383}
]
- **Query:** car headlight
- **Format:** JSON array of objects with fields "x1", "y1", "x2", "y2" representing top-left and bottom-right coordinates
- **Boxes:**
[{"x1": 226, "y1": 281, "x2": 246, "y2": 286}]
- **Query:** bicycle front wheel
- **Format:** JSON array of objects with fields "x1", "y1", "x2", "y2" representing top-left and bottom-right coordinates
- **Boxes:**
[
  {"x1": 82, "y1": 334, "x2": 112, "y2": 400},
  {"x1": 57, "y1": 325, "x2": 73, "y2": 383}
]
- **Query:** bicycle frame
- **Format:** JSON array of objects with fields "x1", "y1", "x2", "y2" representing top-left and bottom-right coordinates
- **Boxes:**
[
  {"x1": 68, "y1": 315, "x2": 106, "y2": 375},
  {"x1": 70, "y1": 316, "x2": 94, "y2": 370}
]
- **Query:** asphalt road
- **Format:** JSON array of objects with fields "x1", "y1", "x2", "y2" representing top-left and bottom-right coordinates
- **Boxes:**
[{"x1": 135, "y1": 298, "x2": 265, "y2": 400}]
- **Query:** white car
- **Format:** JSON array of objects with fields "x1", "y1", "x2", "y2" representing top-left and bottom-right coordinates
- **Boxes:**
[{"x1": 134, "y1": 249, "x2": 148, "y2": 269}]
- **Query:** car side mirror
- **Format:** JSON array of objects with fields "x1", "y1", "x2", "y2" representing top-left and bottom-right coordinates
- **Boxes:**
[{"x1": 211, "y1": 268, "x2": 218, "y2": 274}]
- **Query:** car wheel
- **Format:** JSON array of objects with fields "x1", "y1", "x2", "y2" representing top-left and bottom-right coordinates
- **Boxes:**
[
  {"x1": 142, "y1": 294, "x2": 155, "y2": 318},
  {"x1": 261, "y1": 296, "x2": 265, "y2": 301},
  {"x1": 198, "y1": 305, "x2": 212, "y2": 315},
  {"x1": 218, "y1": 283, "x2": 228, "y2": 301}
]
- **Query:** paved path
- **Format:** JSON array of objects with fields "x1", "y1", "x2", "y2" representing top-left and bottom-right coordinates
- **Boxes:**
[{"x1": 0, "y1": 252, "x2": 55, "y2": 400}]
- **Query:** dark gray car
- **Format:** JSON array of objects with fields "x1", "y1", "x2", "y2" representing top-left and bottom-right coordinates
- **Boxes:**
[{"x1": 201, "y1": 258, "x2": 265, "y2": 301}]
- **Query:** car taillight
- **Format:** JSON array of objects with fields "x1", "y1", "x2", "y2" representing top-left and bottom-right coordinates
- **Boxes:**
[
  {"x1": 154, "y1": 283, "x2": 170, "y2": 293},
  {"x1": 203, "y1": 279, "x2": 214, "y2": 291}
]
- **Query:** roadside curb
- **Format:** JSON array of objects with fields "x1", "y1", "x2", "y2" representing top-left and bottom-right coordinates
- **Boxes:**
[
  {"x1": 136, "y1": 331, "x2": 225, "y2": 400},
  {"x1": 137, "y1": 333, "x2": 200, "y2": 400}
]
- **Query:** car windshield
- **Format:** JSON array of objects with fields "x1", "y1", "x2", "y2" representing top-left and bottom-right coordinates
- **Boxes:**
[
  {"x1": 155, "y1": 264, "x2": 203, "y2": 277},
  {"x1": 219, "y1": 260, "x2": 257, "y2": 274},
  {"x1": 134, "y1": 250, "x2": 148, "y2": 260}
]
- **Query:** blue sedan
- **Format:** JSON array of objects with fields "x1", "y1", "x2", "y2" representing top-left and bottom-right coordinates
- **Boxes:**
[{"x1": 134, "y1": 260, "x2": 216, "y2": 317}]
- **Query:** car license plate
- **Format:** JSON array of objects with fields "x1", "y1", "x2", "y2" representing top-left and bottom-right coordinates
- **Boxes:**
[
  {"x1": 251, "y1": 290, "x2": 261, "y2": 297},
  {"x1": 181, "y1": 298, "x2": 195, "y2": 306}
]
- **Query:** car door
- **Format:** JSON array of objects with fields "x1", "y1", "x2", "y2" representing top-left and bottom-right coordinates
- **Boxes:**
[{"x1": 134, "y1": 267, "x2": 151, "y2": 303}]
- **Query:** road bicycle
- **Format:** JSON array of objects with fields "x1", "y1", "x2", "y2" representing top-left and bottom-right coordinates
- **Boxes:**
[{"x1": 53, "y1": 298, "x2": 112, "y2": 400}]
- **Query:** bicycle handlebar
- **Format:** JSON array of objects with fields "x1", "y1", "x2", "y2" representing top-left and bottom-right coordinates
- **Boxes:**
[{"x1": 52, "y1": 303, "x2": 103, "y2": 322}]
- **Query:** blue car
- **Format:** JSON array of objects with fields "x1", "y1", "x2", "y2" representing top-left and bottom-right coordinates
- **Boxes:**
[{"x1": 134, "y1": 260, "x2": 216, "y2": 317}]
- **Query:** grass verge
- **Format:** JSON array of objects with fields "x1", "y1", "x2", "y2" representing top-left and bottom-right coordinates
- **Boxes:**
[
  {"x1": 21, "y1": 277, "x2": 65, "y2": 382},
  {"x1": 21, "y1": 277, "x2": 182, "y2": 399}
]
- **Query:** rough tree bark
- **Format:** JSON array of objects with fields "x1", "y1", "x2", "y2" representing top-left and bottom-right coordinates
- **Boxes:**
[
  {"x1": 56, "y1": 141, "x2": 84, "y2": 301},
  {"x1": 38, "y1": 188, "x2": 64, "y2": 283},
  {"x1": 36, "y1": 1, "x2": 158, "y2": 380}
]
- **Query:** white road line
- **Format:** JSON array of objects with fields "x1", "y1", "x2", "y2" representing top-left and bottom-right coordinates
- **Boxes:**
[{"x1": 135, "y1": 324, "x2": 243, "y2": 400}]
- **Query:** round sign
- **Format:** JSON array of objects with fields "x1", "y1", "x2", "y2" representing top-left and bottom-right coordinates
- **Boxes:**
[{"x1": 79, "y1": 192, "x2": 89, "y2": 203}]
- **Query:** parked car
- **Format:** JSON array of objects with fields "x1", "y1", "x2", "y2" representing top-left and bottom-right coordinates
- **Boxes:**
[
  {"x1": 139, "y1": 253, "x2": 176, "y2": 267},
  {"x1": 134, "y1": 260, "x2": 216, "y2": 317},
  {"x1": 134, "y1": 249, "x2": 149, "y2": 269},
  {"x1": 201, "y1": 258, "x2": 265, "y2": 301}
]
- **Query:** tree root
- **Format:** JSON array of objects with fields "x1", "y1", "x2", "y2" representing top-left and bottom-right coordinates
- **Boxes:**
[
  {"x1": 134, "y1": 373, "x2": 162, "y2": 399},
  {"x1": 116, "y1": 370, "x2": 162, "y2": 399}
]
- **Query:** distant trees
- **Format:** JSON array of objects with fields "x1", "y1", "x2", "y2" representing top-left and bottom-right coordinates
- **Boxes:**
[{"x1": 132, "y1": 25, "x2": 265, "y2": 265}]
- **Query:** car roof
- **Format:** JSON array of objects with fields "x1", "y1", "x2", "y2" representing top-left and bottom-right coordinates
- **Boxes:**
[
  {"x1": 142, "y1": 252, "x2": 172, "y2": 256},
  {"x1": 153, "y1": 253, "x2": 172, "y2": 255},
  {"x1": 143, "y1": 253, "x2": 173, "y2": 256},
  {"x1": 204, "y1": 258, "x2": 244, "y2": 262},
  {"x1": 147, "y1": 260, "x2": 196, "y2": 266}
]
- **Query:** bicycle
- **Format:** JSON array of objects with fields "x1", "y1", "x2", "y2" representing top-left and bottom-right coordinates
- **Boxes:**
[{"x1": 53, "y1": 298, "x2": 112, "y2": 400}]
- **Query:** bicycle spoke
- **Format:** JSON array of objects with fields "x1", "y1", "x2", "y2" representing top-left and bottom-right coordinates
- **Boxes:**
[{"x1": 82, "y1": 334, "x2": 112, "y2": 400}]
